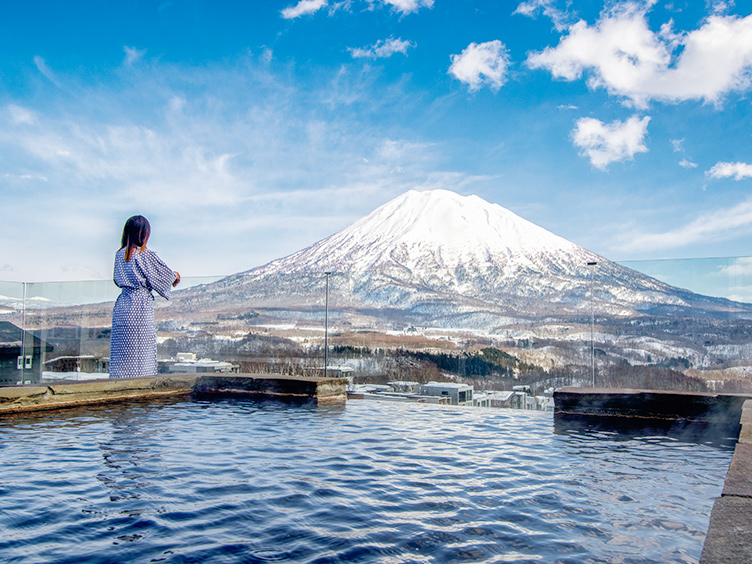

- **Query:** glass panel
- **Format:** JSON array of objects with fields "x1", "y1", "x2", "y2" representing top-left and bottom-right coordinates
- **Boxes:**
[
  {"x1": 18, "y1": 276, "x2": 226, "y2": 383},
  {"x1": 620, "y1": 256, "x2": 752, "y2": 304},
  {"x1": 21, "y1": 280, "x2": 118, "y2": 384},
  {"x1": 2, "y1": 260, "x2": 750, "y2": 394},
  {"x1": 0, "y1": 281, "x2": 27, "y2": 386}
]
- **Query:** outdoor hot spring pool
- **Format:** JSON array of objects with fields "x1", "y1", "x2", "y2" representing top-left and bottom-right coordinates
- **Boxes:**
[{"x1": 0, "y1": 398, "x2": 733, "y2": 563}]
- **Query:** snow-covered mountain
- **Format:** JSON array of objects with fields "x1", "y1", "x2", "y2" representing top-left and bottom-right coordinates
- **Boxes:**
[
  {"x1": 263, "y1": 189, "x2": 589, "y2": 273},
  {"x1": 176, "y1": 189, "x2": 750, "y2": 324}
]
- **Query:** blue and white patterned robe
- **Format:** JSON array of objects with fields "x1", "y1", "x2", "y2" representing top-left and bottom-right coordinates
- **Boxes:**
[{"x1": 110, "y1": 248, "x2": 176, "y2": 379}]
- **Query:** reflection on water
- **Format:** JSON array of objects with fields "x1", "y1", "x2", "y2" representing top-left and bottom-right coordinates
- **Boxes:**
[
  {"x1": 554, "y1": 414, "x2": 741, "y2": 450},
  {"x1": 0, "y1": 399, "x2": 732, "y2": 563}
]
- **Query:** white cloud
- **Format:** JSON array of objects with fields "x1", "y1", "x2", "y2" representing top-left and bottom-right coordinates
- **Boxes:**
[
  {"x1": 281, "y1": 0, "x2": 429, "y2": 19},
  {"x1": 0, "y1": 58, "x2": 481, "y2": 281},
  {"x1": 448, "y1": 40, "x2": 511, "y2": 91},
  {"x1": 671, "y1": 138, "x2": 698, "y2": 168},
  {"x1": 382, "y1": 0, "x2": 433, "y2": 15},
  {"x1": 713, "y1": 256, "x2": 752, "y2": 303},
  {"x1": 727, "y1": 288, "x2": 752, "y2": 303},
  {"x1": 124, "y1": 46, "x2": 146, "y2": 66},
  {"x1": 4, "y1": 173, "x2": 48, "y2": 181},
  {"x1": 717, "y1": 256, "x2": 752, "y2": 277},
  {"x1": 349, "y1": 37, "x2": 414, "y2": 59},
  {"x1": 527, "y1": 3, "x2": 752, "y2": 107},
  {"x1": 709, "y1": 1, "x2": 735, "y2": 16},
  {"x1": 33, "y1": 56, "x2": 63, "y2": 88},
  {"x1": 513, "y1": 0, "x2": 575, "y2": 31},
  {"x1": 571, "y1": 115, "x2": 650, "y2": 170},
  {"x1": 707, "y1": 161, "x2": 752, "y2": 180},
  {"x1": 168, "y1": 96, "x2": 186, "y2": 113},
  {"x1": 7, "y1": 104, "x2": 37, "y2": 125},
  {"x1": 281, "y1": 0, "x2": 327, "y2": 19},
  {"x1": 679, "y1": 158, "x2": 698, "y2": 169},
  {"x1": 619, "y1": 198, "x2": 752, "y2": 253}
]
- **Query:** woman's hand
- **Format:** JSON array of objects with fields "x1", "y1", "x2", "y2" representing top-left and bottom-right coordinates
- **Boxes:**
[{"x1": 173, "y1": 271, "x2": 181, "y2": 287}]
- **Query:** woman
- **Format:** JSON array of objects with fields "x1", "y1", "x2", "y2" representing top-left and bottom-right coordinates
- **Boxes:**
[{"x1": 110, "y1": 215, "x2": 180, "y2": 378}]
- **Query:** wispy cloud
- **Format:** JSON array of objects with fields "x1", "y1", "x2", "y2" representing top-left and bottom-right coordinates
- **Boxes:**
[
  {"x1": 349, "y1": 37, "x2": 414, "y2": 59},
  {"x1": 7, "y1": 104, "x2": 37, "y2": 125},
  {"x1": 671, "y1": 138, "x2": 698, "y2": 168},
  {"x1": 33, "y1": 56, "x2": 64, "y2": 88},
  {"x1": 714, "y1": 256, "x2": 752, "y2": 302},
  {"x1": 281, "y1": 0, "x2": 430, "y2": 19},
  {"x1": 513, "y1": 0, "x2": 576, "y2": 31},
  {"x1": 527, "y1": 3, "x2": 752, "y2": 108},
  {"x1": 571, "y1": 115, "x2": 650, "y2": 170},
  {"x1": 709, "y1": 1, "x2": 736, "y2": 16},
  {"x1": 707, "y1": 161, "x2": 752, "y2": 180},
  {"x1": 679, "y1": 158, "x2": 698, "y2": 169},
  {"x1": 281, "y1": 0, "x2": 328, "y2": 19},
  {"x1": 4, "y1": 172, "x2": 48, "y2": 182},
  {"x1": 382, "y1": 0, "x2": 433, "y2": 15},
  {"x1": 0, "y1": 58, "x2": 476, "y2": 280},
  {"x1": 123, "y1": 46, "x2": 147, "y2": 66},
  {"x1": 618, "y1": 198, "x2": 752, "y2": 253},
  {"x1": 448, "y1": 40, "x2": 511, "y2": 91},
  {"x1": 717, "y1": 256, "x2": 752, "y2": 277}
]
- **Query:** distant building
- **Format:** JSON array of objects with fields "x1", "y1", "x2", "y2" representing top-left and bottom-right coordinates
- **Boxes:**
[
  {"x1": 537, "y1": 388, "x2": 555, "y2": 412},
  {"x1": 347, "y1": 379, "x2": 556, "y2": 411},
  {"x1": 0, "y1": 321, "x2": 53, "y2": 386},
  {"x1": 326, "y1": 365, "x2": 354, "y2": 379},
  {"x1": 387, "y1": 381, "x2": 419, "y2": 393},
  {"x1": 485, "y1": 390, "x2": 515, "y2": 408},
  {"x1": 41, "y1": 355, "x2": 110, "y2": 382},
  {"x1": 347, "y1": 383, "x2": 450, "y2": 404},
  {"x1": 415, "y1": 382, "x2": 474, "y2": 406},
  {"x1": 44, "y1": 355, "x2": 109, "y2": 374},
  {"x1": 160, "y1": 352, "x2": 237, "y2": 374},
  {"x1": 473, "y1": 392, "x2": 490, "y2": 407}
]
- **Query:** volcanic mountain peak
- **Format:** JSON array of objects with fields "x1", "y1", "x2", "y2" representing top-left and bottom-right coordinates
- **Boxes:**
[
  {"x1": 181, "y1": 189, "x2": 750, "y2": 323},
  {"x1": 255, "y1": 189, "x2": 596, "y2": 274}
]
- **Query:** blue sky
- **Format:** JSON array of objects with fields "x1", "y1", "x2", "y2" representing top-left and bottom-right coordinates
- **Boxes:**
[{"x1": 2, "y1": 0, "x2": 752, "y2": 299}]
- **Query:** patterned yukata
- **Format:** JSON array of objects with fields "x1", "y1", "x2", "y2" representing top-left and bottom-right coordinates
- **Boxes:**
[{"x1": 110, "y1": 247, "x2": 177, "y2": 379}]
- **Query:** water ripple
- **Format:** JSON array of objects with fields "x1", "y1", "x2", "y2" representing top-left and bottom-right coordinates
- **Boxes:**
[{"x1": 0, "y1": 398, "x2": 731, "y2": 563}]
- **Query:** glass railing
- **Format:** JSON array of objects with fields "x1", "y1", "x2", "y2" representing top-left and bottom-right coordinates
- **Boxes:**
[
  {"x1": 619, "y1": 256, "x2": 752, "y2": 304},
  {"x1": 1, "y1": 258, "x2": 751, "y2": 399}
]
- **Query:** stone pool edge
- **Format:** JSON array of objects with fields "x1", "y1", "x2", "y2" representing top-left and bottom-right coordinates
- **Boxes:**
[
  {"x1": 0, "y1": 374, "x2": 348, "y2": 414},
  {"x1": 700, "y1": 398, "x2": 752, "y2": 564}
]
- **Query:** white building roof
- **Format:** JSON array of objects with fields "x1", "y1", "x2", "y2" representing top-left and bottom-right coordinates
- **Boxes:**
[
  {"x1": 422, "y1": 381, "x2": 473, "y2": 389},
  {"x1": 486, "y1": 391, "x2": 515, "y2": 401}
]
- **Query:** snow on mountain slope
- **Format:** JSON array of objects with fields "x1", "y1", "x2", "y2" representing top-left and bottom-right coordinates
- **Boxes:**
[
  {"x1": 252, "y1": 189, "x2": 597, "y2": 274},
  {"x1": 179, "y1": 189, "x2": 750, "y2": 320}
]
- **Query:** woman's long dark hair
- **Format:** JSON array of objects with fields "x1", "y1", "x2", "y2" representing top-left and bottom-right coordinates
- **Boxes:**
[{"x1": 121, "y1": 215, "x2": 151, "y2": 262}]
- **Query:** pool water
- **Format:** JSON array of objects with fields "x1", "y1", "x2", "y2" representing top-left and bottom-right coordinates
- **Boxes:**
[{"x1": 0, "y1": 398, "x2": 733, "y2": 563}]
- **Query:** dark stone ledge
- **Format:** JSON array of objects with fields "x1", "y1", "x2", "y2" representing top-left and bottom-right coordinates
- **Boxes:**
[
  {"x1": 193, "y1": 374, "x2": 347, "y2": 403},
  {"x1": 554, "y1": 387, "x2": 752, "y2": 427}
]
